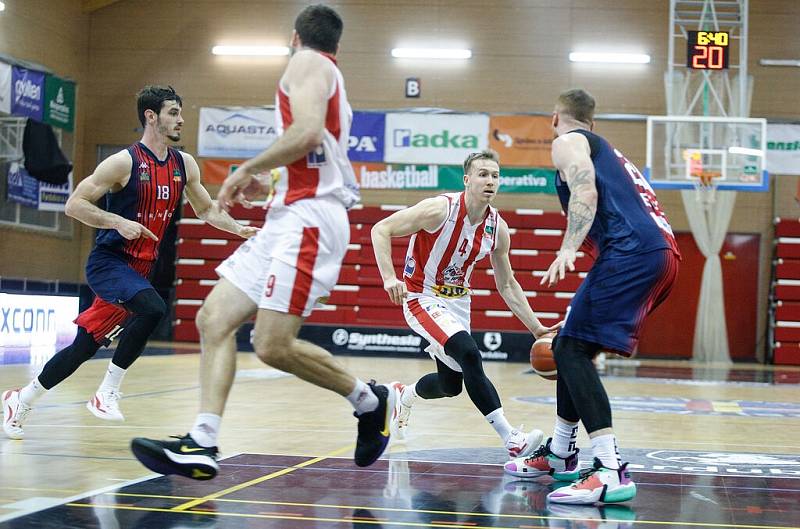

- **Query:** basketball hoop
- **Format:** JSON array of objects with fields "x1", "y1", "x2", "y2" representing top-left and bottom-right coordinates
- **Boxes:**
[
  {"x1": 691, "y1": 170, "x2": 721, "y2": 206},
  {"x1": 683, "y1": 148, "x2": 726, "y2": 207}
]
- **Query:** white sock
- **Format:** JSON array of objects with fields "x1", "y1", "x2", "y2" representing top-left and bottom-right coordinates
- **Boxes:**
[
  {"x1": 591, "y1": 433, "x2": 621, "y2": 469},
  {"x1": 190, "y1": 413, "x2": 221, "y2": 448},
  {"x1": 551, "y1": 417, "x2": 579, "y2": 457},
  {"x1": 400, "y1": 383, "x2": 419, "y2": 407},
  {"x1": 19, "y1": 378, "x2": 48, "y2": 405},
  {"x1": 347, "y1": 379, "x2": 379, "y2": 415},
  {"x1": 484, "y1": 408, "x2": 514, "y2": 442},
  {"x1": 99, "y1": 362, "x2": 126, "y2": 392}
]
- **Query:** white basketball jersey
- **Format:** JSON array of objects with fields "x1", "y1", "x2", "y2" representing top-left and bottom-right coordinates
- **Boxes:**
[
  {"x1": 403, "y1": 192, "x2": 500, "y2": 306},
  {"x1": 272, "y1": 51, "x2": 360, "y2": 210}
]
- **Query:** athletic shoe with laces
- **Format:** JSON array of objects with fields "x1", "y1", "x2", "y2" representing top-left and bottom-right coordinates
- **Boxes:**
[
  {"x1": 354, "y1": 381, "x2": 396, "y2": 467},
  {"x1": 2, "y1": 389, "x2": 32, "y2": 440},
  {"x1": 547, "y1": 457, "x2": 636, "y2": 505},
  {"x1": 87, "y1": 389, "x2": 124, "y2": 421},
  {"x1": 391, "y1": 382, "x2": 411, "y2": 441},
  {"x1": 504, "y1": 437, "x2": 581, "y2": 481},
  {"x1": 505, "y1": 426, "x2": 544, "y2": 459},
  {"x1": 131, "y1": 434, "x2": 219, "y2": 480}
]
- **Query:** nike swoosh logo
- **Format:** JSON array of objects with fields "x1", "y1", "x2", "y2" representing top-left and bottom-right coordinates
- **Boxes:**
[
  {"x1": 180, "y1": 446, "x2": 207, "y2": 453},
  {"x1": 192, "y1": 469, "x2": 211, "y2": 478}
]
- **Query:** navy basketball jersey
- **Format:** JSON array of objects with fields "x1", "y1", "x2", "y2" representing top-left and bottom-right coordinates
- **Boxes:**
[
  {"x1": 555, "y1": 129, "x2": 680, "y2": 258},
  {"x1": 94, "y1": 143, "x2": 186, "y2": 262}
]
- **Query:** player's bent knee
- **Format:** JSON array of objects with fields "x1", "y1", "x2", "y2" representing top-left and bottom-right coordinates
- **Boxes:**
[{"x1": 253, "y1": 339, "x2": 293, "y2": 369}]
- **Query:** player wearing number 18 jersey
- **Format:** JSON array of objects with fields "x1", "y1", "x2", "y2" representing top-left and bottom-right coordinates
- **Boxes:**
[
  {"x1": 2, "y1": 86, "x2": 256, "y2": 440},
  {"x1": 505, "y1": 89, "x2": 680, "y2": 505}
]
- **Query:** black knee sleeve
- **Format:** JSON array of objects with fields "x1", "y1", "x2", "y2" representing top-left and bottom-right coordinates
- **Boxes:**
[
  {"x1": 553, "y1": 335, "x2": 612, "y2": 433},
  {"x1": 443, "y1": 331, "x2": 501, "y2": 416},
  {"x1": 112, "y1": 289, "x2": 167, "y2": 370},
  {"x1": 38, "y1": 327, "x2": 101, "y2": 389}
]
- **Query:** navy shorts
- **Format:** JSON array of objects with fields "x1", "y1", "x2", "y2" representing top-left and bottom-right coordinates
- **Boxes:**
[
  {"x1": 560, "y1": 248, "x2": 679, "y2": 356},
  {"x1": 85, "y1": 246, "x2": 154, "y2": 305}
]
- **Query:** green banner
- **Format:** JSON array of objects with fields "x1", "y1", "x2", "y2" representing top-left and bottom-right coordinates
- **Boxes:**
[
  {"x1": 437, "y1": 165, "x2": 556, "y2": 194},
  {"x1": 43, "y1": 75, "x2": 76, "y2": 131}
]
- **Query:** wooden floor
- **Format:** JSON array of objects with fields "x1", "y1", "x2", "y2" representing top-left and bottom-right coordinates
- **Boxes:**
[{"x1": 1, "y1": 346, "x2": 799, "y2": 528}]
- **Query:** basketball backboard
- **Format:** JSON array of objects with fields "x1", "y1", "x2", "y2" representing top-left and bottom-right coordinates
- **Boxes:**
[{"x1": 645, "y1": 116, "x2": 768, "y2": 192}]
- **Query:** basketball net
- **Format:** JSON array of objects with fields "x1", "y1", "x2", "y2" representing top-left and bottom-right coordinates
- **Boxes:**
[{"x1": 692, "y1": 171, "x2": 720, "y2": 207}]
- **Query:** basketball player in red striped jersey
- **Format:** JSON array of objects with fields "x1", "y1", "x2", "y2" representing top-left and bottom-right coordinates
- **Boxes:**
[
  {"x1": 131, "y1": 5, "x2": 400, "y2": 480},
  {"x1": 2, "y1": 86, "x2": 257, "y2": 440},
  {"x1": 371, "y1": 150, "x2": 561, "y2": 459}
]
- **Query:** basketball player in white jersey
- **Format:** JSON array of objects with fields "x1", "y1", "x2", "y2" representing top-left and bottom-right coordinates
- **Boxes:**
[
  {"x1": 371, "y1": 150, "x2": 561, "y2": 459},
  {"x1": 131, "y1": 5, "x2": 399, "y2": 480}
]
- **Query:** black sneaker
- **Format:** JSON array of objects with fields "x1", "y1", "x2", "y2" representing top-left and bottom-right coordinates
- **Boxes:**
[
  {"x1": 131, "y1": 434, "x2": 219, "y2": 480},
  {"x1": 353, "y1": 382, "x2": 397, "y2": 467}
]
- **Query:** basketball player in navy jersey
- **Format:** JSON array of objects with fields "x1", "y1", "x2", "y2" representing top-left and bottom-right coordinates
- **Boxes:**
[
  {"x1": 504, "y1": 89, "x2": 680, "y2": 504},
  {"x1": 2, "y1": 86, "x2": 257, "y2": 440}
]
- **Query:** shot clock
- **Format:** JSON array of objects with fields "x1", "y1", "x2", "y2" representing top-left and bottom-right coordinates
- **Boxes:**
[{"x1": 687, "y1": 31, "x2": 730, "y2": 70}]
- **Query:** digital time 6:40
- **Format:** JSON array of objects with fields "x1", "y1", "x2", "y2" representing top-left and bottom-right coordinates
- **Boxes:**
[{"x1": 687, "y1": 31, "x2": 729, "y2": 70}]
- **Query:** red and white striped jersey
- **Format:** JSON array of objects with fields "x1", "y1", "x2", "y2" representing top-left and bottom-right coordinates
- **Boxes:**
[
  {"x1": 403, "y1": 192, "x2": 500, "y2": 303},
  {"x1": 272, "y1": 51, "x2": 360, "y2": 210}
]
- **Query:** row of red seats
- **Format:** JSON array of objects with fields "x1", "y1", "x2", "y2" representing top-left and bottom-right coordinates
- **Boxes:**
[
  {"x1": 172, "y1": 204, "x2": 575, "y2": 342},
  {"x1": 771, "y1": 218, "x2": 800, "y2": 365}
]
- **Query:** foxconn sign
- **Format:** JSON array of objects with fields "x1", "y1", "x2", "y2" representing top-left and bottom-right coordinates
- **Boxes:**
[{"x1": 0, "y1": 294, "x2": 78, "y2": 349}]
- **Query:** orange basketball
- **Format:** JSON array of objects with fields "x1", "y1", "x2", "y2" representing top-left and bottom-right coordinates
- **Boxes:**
[{"x1": 530, "y1": 333, "x2": 557, "y2": 380}]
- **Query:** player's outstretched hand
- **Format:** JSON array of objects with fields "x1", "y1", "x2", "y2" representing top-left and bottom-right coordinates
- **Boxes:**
[
  {"x1": 541, "y1": 248, "x2": 576, "y2": 287},
  {"x1": 237, "y1": 225, "x2": 260, "y2": 239},
  {"x1": 383, "y1": 277, "x2": 407, "y2": 305},
  {"x1": 116, "y1": 219, "x2": 158, "y2": 241},
  {"x1": 219, "y1": 164, "x2": 255, "y2": 212},
  {"x1": 533, "y1": 320, "x2": 564, "y2": 340}
]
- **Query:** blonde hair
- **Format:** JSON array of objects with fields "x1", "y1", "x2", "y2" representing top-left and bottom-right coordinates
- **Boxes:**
[
  {"x1": 463, "y1": 149, "x2": 500, "y2": 174},
  {"x1": 557, "y1": 88, "x2": 596, "y2": 125}
]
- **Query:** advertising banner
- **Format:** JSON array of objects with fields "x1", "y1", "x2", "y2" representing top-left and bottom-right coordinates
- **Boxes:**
[
  {"x1": 0, "y1": 293, "x2": 79, "y2": 350},
  {"x1": 6, "y1": 162, "x2": 39, "y2": 208},
  {"x1": 38, "y1": 171, "x2": 73, "y2": 211},
  {"x1": 198, "y1": 107, "x2": 278, "y2": 158},
  {"x1": 384, "y1": 112, "x2": 489, "y2": 165},
  {"x1": 348, "y1": 111, "x2": 385, "y2": 162},
  {"x1": 11, "y1": 66, "x2": 45, "y2": 121},
  {"x1": 352, "y1": 162, "x2": 439, "y2": 189},
  {"x1": 767, "y1": 124, "x2": 800, "y2": 176},
  {"x1": 438, "y1": 165, "x2": 557, "y2": 194},
  {"x1": 0, "y1": 61, "x2": 11, "y2": 114},
  {"x1": 489, "y1": 115, "x2": 553, "y2": 167},
  {"x1": 201, "y1": 158, "x2": 245, "y2": 185},
  {"x1": 43, "y1": 75, "x2": 76, "y2": 131}
]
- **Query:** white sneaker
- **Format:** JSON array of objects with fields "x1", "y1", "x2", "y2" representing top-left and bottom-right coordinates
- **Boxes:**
[
  {"x1": 391, "y1": 382, "x2": 413, "y2": 441},
  {"x1": 505, "y1": 426, "x2": 544, "y2": 459},
  {"x1": 87, "y1": 389, "x2": 124, "y2": 421},
  {"x1": 2, "y1": 389, "x2": 33, "y2": 440}
]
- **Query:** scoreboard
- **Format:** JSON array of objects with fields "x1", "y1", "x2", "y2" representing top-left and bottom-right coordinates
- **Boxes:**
[{"x1": 687, "y1": 31, "x2": 730, "y2": 70}]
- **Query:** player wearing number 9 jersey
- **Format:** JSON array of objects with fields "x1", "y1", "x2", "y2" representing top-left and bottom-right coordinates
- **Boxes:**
[
  {"x1": 2, "y1": 86, "x2": 256, "y2": 440},
  {"x1": 506, "y1": 89, "x2": 680, "y2": 504}
]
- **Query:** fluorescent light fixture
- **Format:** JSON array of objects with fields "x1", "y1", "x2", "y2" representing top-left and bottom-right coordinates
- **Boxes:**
[
  {"x1": 569, "y1": 52, "x2": 651, "y2": 64},
  {"x1": 391, "y1": 48, "x2": 472, "y2": 59},
  {"x1": 0, "y1": 2, "x2": 5, "y2": 11},
  {"x1": 728, "y1": 146, "x2": 764, "y2": 157},
  {"x1": 212, "y1": 45, "x2": 290, "y2": 56},
  {"x1": 759, "y1": 59, "x2": 800, "y2": 67}
]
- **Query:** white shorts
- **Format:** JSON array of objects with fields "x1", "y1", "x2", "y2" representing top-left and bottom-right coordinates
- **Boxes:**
[
  {"x1": 216, "y1": 197, "x2": 349, "y2": 317},
  {"x1": 403, "y1": 294, "x2": 471, "y2": 373}
]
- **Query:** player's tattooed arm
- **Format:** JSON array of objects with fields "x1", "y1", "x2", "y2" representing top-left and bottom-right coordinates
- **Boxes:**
[
  {"x1": 552, "y1": 133, "x2": 598, "y2": 252},
  {"x1": 563, "y1": 163, "x2": 597, "y2": 251}
]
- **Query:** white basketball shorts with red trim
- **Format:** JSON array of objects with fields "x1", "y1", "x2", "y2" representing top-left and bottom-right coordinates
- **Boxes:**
[
  {"x1": 216, "y1": 196, "x2": 349, "y2": 318},
  {"x1": 403, "y1": 294, "x2": 471, "y2": 373}
]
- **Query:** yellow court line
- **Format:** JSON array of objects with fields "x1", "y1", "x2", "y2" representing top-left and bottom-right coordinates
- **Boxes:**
[
  {"x1": 69, "y1": 502, "x2": 800, "y2": 529},
  {"x1": 170, "y1": 443, "x2": 354, "y2": 511}
]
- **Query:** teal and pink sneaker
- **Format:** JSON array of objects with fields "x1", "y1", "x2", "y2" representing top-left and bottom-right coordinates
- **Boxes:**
[{"x1": 547, "y1": 458, "x2": 636, "y2": 504}]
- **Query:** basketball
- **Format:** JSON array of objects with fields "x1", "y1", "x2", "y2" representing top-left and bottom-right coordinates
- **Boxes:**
[{"x1": 530, "y1": 333, "x2": 558, "y2": 380}]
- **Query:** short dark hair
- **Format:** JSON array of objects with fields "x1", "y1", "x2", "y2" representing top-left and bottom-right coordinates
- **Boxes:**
[
  {"x1": 557, "y1": 88, "x2": 596, "y2": 125},
  {"x1": 463, "y1": 149, "x2": 500, "y2": 174},
  {"x1": 136, "y1": 85, "x2": 182, "y2": 127},
  {"x1": 294, "y1": 4, "x2": 343, "y2": 54}
]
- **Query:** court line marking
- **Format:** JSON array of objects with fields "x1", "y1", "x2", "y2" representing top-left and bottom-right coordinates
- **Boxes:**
[
  {"x1": 0, "y1": 451, "x2": 241, "y2": 524},
  {"x1": 67, "y1": 502, "x2": 800, "y2": 529},
  {"x1": 170, "y1": 443, "x2": 355, "y2": 511}
]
